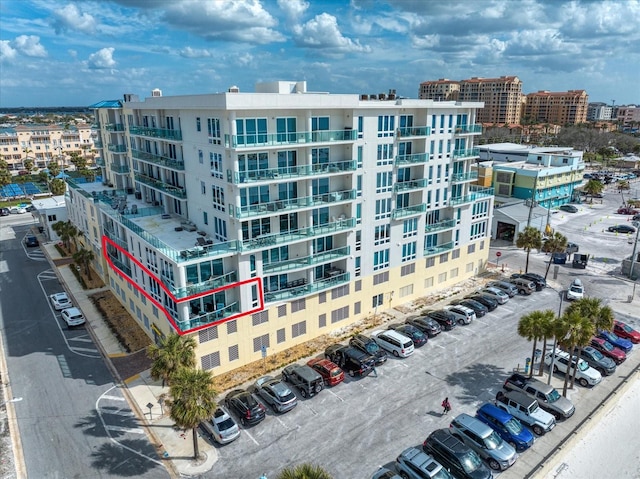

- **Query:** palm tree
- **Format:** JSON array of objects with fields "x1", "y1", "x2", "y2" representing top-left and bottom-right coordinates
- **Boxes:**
[
  {"x1": 515, "y1": 226, "x2": 543, "y2": 273},
  {"x1": 168, "y1": 368, "x2": 217, "y2": 460},
  {"x1": 147, "y1": 334, "x2": 197, "y2": 387},
  {"x1": 541, "y1": 231, "x2": 568, "y2": 280},
  {"x1": 49, "y1": 178, "x2": 66, "y2": 195},
  {"x1": 556, "y1": 310, "x2": 595, "y2": 396},
  {"x1": 52, "y1": 220, "x2": 78, "y2": 251},
  {"x1": 583, "y1": 179, "x2": 604, "y2": 203},
  {"x1": 518, "y1": 310, "x2": 551, "y2": 377},
  {"x1": 534, "y1": 310, "x2": 557, "y2": 376},
  {"x1": 277, "y1": 463, "x2": 334, "y2": 479},
  {"x1": 73, "y1": 248, "x2": 95, "y2": 280}
]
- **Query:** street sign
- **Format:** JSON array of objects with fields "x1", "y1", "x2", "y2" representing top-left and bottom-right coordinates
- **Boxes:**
[{"x1": 496, "y1": 251, "x2": 502, "y2": 257}]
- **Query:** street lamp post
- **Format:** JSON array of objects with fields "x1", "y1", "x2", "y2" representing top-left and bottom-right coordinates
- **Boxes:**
[
  {"x1": 628, "y1": 226, "x2": 640, "y2": 282},
  {"x1": 548, "y1": 288, "x2": 565, "y2": 385}
]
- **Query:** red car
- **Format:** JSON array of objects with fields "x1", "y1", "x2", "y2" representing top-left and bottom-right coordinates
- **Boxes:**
[
  {"x1": 617, "y1": 207, "x2": 640, "y2": 215},
  {"x1": 590, "y1": 337, "x2": 626, "y2": 365},
  {"x1": 307, "y1": 358, "x2": 345, "y2": 387},
  {"x1": 613, "y1": 321, "x2": 640, "y2": 344}
]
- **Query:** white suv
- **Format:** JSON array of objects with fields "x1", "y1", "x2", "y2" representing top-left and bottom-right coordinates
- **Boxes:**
[
  {"x1": 544, "y1": 350, "x2": 602, "y2": 387},
  {"x1": 372, "y1": 329, "x2": 414, "y2": 358},
  {"x1": 446, "y1": 305, "x2": 476, "y2": 325}
]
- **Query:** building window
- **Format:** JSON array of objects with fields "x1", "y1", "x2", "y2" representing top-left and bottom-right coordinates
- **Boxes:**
[
  {"x1": 402, "y1": 241, "x2": 417, "y2": 261},
  {"x1": 425, "y1": 277, "x2": 434, "y2": 288},
  {"x1": 374, "y1": 224, "x2": 391, "y2": 245},
  {"x1": 439, "y1": 253, "x2": 449, "y2": 263},
  {"x1": 400, "y1": 284, "x2": 414, "y2": 297},
  {"x1": 292, "y1": 321, "x2": 307, "y2": 338},
  {"x1": 438, "y1": 272, "x2": 447, "y2": 283},
  {"x1": 376, "y1": 143, "x2": 394, "y2": 166},
  {"x1": 376, "y1": 172, "x2": 393, "y2": 193},
  {"x1": 373, "y1": 271, "x2": 389, "y2": 285},
  {"x1": 377, "y1": 115, "x2": 395, "y2": 138},
  {"x1": 375, "y1": 198, "x2": 392, "y2": 220},
  {"x1": 318, "y1": 292, "x2": 327, "y2": 303},
  {"x1": 451, "y1": 267, "x2": 459, "y2": 278},
  {"x1": 252, "y1": 311, "x2": 269, "y2": 326},
  {"x1": 372, "y1": 293, "x2": 384, "y2": 307},
  {"x1": 201, "y1": 181, "x2": 206, "y2": 194},
  {"x1": 228, "y1": 345, "x2": 239, "y2": 362},
  {"x1": 401, "y1": 263, "x2": 415, "y2": 276},
  {"x1": 196, "y1": 117, "x2": 201, "y2": 132},
  {"x1": 278, "y1": 304, "x2": 287, "y2": 317},
  {"x1": 291, "y1": 298, "x2": 306, "y2": 313},
  {"x1": 253, "y1": 334, "x2": 270, "y2": 352},
  {"x1": 319, "y1": 314, "x2": 327, "y2": 328},
  {"x1": 199, "y1": 326, "x2": 219, "y2": 343},
  {"x1": 355, "y1": 280, "x2": 362, "y2": 291},
  {"x1": 201, "y1": 351, "x2": 220, "y2": 370},
  {"x1": 207, "y1": 118, "x2": 222, "y2": 145},
  {"x1": 466, "y1": 262, "x2": 474, "y2": 273},
  {"x1": 373, "y1": 249, "x2": 390, "y2": 270},
  {"x1": 480, "y1": 240, "x2": 485, "y2": 250},
  {"x1": 331, "y1": 285, "x2": 349, "y2": 299},
  {"x1": 227, "y1": 320, "x2": 237, "y2": 334},
  {"x1": 467, "y1": 243, "x2": 476, "y2": 254},
  {"x1": 331, "y1": 306, "x2": 349, "y2": 323},
  {"x1": 354, "y1": 301, "x2": 361, "y2": 314},
  {"x1": 426, "y1": 257, "x2": 436, "y2": 268},
  {"x1": 403, "y1": 218, "x2": 418, "y2": 238},
  {"x1": 470, "y1": 221, "x2": 487, "y2": 240},
  {"x1": 452, "y1": 248, "x2": 460, "y2": 259},
  {"x1": 211, "y1": 185, "x2": 225, "y2": 212},
  {"x1": 277, "y1": 328, "x2": 286, "y2": 343},
  {"x1": 355, "y1": 256, "x2": 361, "y2": 277}
]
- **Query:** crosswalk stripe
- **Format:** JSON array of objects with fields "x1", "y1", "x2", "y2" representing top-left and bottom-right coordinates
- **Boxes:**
[
  {"x1": 102, "y1": 395, "x2": 126, "y2": 401},
  {"x1": 70, "y1": 346, "x2": 99, "y2": 353},
  {"x1": 105, "y1": 425, "x2": 145, "y2": 434}
]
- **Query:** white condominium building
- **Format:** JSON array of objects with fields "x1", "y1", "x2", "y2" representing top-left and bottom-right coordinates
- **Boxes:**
[{"x1": 67, "y1": 81, "x2": 493, "y2": 374}]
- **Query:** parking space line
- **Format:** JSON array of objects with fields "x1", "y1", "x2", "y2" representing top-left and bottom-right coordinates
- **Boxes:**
[
  {"x1": 475, "y1": 319, "x2": 489, "y2": 326},
  {"x1": 68, "y1": 335, "x2": 93, "y2": 343},
  {"x1": 326, "y1": 389, "x2": 344, "y2": 402},
  {"x1": 274, "y1": 416, "x2": 291, "y2": 430},
  {"x1": 105, "y1": 425, "x2": 145, "y2": 435},
  {"x1": 243, "y1": 429, "x2": 259, "y2": 446}
]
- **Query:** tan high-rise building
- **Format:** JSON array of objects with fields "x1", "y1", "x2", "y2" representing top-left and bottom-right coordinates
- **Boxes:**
[
  {"x1": 523, "y1": 90, "x2": 588, "y2": 125},
  {"x1": 418, "y1": 79, "x2": 460, "y2": 101}
]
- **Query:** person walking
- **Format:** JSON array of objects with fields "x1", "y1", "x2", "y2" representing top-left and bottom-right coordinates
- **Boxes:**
[{"x1": 442, "y1": 397, "x2": 451, "y2": 415}]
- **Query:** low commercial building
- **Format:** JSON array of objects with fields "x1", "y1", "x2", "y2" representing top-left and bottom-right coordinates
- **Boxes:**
[{"x1": 30, "y1": 195, "x2": 68, "y2": 241}]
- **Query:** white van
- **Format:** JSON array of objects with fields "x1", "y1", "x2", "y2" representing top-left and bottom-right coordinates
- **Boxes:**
[
  {"x1": 371, "y1": 329, "x2": 414, "y2": 358},
  {"x1": 446, "y1": 305, "x2": 476, "y2": 325}
]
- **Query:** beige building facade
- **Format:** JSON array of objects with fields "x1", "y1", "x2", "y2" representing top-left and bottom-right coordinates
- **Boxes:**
[{"x1": 523, "y1": 90, "x2": 589, "y2": 125}]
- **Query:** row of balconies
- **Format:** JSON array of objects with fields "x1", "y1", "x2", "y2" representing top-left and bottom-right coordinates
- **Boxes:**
[
  {"x1": 134, "y1": 173, "x2": 187, "y2": 199},
  {"x1": 232, "y1": 189, "x2": 356, "y2": 219},
  {"x1": 224, "y1": 129, "x2": 358, "y2": 149},
  {"x1": 131, "y1": 149, "x2": 185, "y2": 170},
  {"x1": 227, "y1": 160, "x2": 357, "y2": 184},
  {"x1": 129, "y1": 126, "x2": 182, "y2": 141}
]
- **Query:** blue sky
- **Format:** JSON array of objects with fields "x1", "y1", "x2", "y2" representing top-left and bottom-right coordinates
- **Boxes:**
[{"x1": 1, "y1": 0, "x2": 638, "y2": 108}]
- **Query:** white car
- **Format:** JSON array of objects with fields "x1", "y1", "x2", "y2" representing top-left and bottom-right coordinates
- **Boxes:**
[
  {"x1": 446, "y1": 304, "x2": 476, "y2": 325},
  {"x1": 201, "y1": 408, "x2": 240, "y2": 445},
  {"x1": 50, "y1": 292, "x2": 72, "y2": 310},
  {"x1": 60, "y1": 307, "x2": 86, "y2": 327},
  {"x1": 10, "y1": 206, "x2": 27, "y2": 214},
  {"x1": 544, "y1": 350, "x2": 602, "y2": 387},
  {"x1": 566, "y1": 279, "x2": 584, "y2": 301}
]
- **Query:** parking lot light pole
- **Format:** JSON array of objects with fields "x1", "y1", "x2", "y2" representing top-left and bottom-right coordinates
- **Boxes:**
[
  {"x1": 548, "y1": 289, "x2": 565, "y2": 385},
  {"x1": 628, "y1": 226, "x2": 640, "y2": 282}
]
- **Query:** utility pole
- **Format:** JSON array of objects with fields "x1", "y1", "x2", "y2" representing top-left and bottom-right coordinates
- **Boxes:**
[
  {"x1": 629, "y1": 226, "x2": 640, "y2": 282},
  {"x1": 526, "y1": 176, "x2": 538, "y2": 228}
]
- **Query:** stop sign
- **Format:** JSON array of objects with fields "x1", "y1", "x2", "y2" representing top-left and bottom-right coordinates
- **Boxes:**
[{"x1": 496, "y1": 251, "x2": 502, "y2": 257}]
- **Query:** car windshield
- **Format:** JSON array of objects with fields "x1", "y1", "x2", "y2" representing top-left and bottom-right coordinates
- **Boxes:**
[
  {"x1": 606, "y1": 331, "x2": 620, "y2": 341},
  {"x1": 591, "y1": 349, "x2": 604, "y2": 360},
  {"x1": 570, "y1": 285, "x2": 582, "y2": 293},
  {"x1": 602, "y1": 341, "x2": 614, "y2": 352},
  {"x1": 620, "y1": 323, "x2": 633, "y2": 333},
  {"x1": 412, "y1": 329, "x2": 426, "y2": 339},
  {"x1": 460, "y1": 451, "x2": 483, "y2": 473},
  {"x1": 505, "y1": 418, "x2": 523, "y2": 434},
  {"x1": 484, "y1": 430, "x2": 503, "y2": 450},
  {"x1": 547, "y1": 389, "x2": 561, "y2": 402},
  {"x1": 365, "y1": 342, "x2": 380, "y2": 354},
  {"x1": 330, "y1": 369, "x2": 341, "y2": 377},
  {"x1": 433, "y1": 468, "x2": 454, "y2": 479},
  {"x1": 217, "y1": 417, "x2": 235, "y2": 430},
  {"x1": 578, "y1": 360, "x2": 589, "y2": 371}
]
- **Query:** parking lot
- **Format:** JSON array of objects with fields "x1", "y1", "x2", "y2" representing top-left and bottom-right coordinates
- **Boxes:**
[{"x1": 202, "y1": 185, "x2": 639, "y2": 479}]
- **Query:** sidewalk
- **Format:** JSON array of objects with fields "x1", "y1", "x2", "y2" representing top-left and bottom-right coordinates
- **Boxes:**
[{"x1": 41, "y1": 242, "x2": 218, "y2": 477}]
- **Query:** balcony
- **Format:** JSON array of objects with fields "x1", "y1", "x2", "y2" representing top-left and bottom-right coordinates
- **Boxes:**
[
  {"x1": 450, "y1": 171, "x2": 478, "y2": 183},
  {"x1": 105, "y1": 123, "x2": 126, "y2": 132},
  {"x1": 396, "y1": 126, "x2": 431, "y2": 137},
  {"x1": 110, "y1": 163, "x2": 130, "y2": 174},
  {"x1": 224, "y1": 129, "x2": 357, "y2": 149},
  {"x1": 425, "y1": 218, "x2": 457, "y2": 232},
  {"x1": 95, "y1": 157, "x2": 105, "y2": 167},
  {"x1": 263, "y1": 246, "x2": 350, "y2": 273},
  {"x1": 108, "y1": 144, "x2": 127, "y2": 153},
  {"x1": 233, "y1": 190, "x2": 356, "y2": 219},
  {"x1": 131, "y1": 149, "x2": 185, "y2": 171},
  {"x1": 241, "y1": 219, "x2": 355, "y2": 252},
  {"x1": 395, "y1": 153, "x2": 430, "y2": 165},
  {"x1": 449, "y1": 186, "x2": 494, "y2": 205},
  {"x1": 134, "y1": 173, "x2": 187, "y2": 199},
  {"x1": 129, "y1": 126, "x2": 183, "y2": 141},
  {"x1": 228, "y1": 160, "x2": 356, "y2": 184},
  {"x1": 173, "y1": 271, "x2": 239, "y2": 299},
  {"x1": 264, "y1": 272, "x2": 350, "y2": 303},
  {"x1": 93, "y1": 140, "x2": 103, "y2": 149},
  {"x1": 179, "y1": 302, "x2": 240, "y2": 331},
  {"x1": 424, "y1": 241, "x2": 455, "y2": 256},
  {"x1": 394, "y1": 179, "x2": 429, "y2": 192},
  {"x1": 454, "y1": 124, "x2": 482, "y2": 134},
  {"x1": 453, "y1": 148, "x2": 480, "y2": 159},
  {"x1": 392, "y1": 203, "x2": 427, "y2": 220}
]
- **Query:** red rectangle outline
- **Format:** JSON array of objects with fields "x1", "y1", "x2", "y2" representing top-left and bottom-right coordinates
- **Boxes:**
[{"x1": 102, "y1": 235, "x2": 264, "y2": 335}]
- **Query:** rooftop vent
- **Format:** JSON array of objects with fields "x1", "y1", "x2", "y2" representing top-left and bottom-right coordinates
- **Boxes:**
[
  {"x1": 228, "y1": 86, "x2": 240, "y2": 93},
  {"x1": 360, "y1": 94, "x2": 369, "y2": 100},
  {"x1": 151, "y1": 88, "x2": 162, "y2": 97}
]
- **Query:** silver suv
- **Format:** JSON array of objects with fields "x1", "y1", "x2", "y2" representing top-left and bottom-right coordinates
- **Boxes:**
[
  {"x1": 544, "y1": 350, "x2": 602, "y2": 387},
  {"x1": 396, "y1": 446, "x2": 453, "y2": 479}
]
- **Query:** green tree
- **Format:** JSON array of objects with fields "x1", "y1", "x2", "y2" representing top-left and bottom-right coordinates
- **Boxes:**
[
  {"x1": 51, "y1": 220, "x2": 78, "y2": 251},
  {"x1": 0, "y1": 157, "x2": 11, "y2": 187},
  {"x1": 556, "y1": 310, "x2": 595, "y2": 396},
  {"x1": 583, "y1": 179, "x2": 604, "y2": 203},
  {"x1": 277, "y1": 463, "x2": 334, "y2": 479},
  {"x1": 541, "y1": 231, "x2": 568, "y2": 280},
  {"x1": 515, "y1": 226, "x2": 543, "y2": 273},
  {"x1": 47, "y1": 160, "x2": 61, "y2": 178},
  {"x1": 23, "y1": 157, "x2": 35, "y2": 172},
  {"x1": 535, "y1": 310, "x2": 557, "y2": 376},
  {"x1": 49, "y1": 178, "x2": 66, "y2": 195},
  {"x1": 168, "y1": 368, "x2": 217, "y2": 460},
  {"x1": 147, "y1": 334, "x2": 197, "y2": 387},
  {"x1": 518, "y1": 310, "x2": 552, "y2": 378},
  {"x1": 73, "y1": 248, "x2": 95, "y2": 280}
]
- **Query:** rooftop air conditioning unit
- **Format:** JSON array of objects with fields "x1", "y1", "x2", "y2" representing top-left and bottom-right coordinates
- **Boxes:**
[
  {"x1": 228, "y1": 86, "x2": 240, "y2": 93},
  {"x1": 151, "y1": 88, "x2": 162, "y2": 97},
  {"x1": 360, "y1": 94, "x2": 369, "y2": 100}
]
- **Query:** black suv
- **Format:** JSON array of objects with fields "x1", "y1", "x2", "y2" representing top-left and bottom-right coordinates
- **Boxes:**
[
  {"x1": 388, "y1": 323, "x2": 428, "y2": 347},
  {"x1": 423, "y1": 429, "x2": 492, "y2": 479},
  {"x1": 464, "y1": 294, "x2": 498, "y2": 311},
  {"x1": 452, "y1": 300, "x2": 488, "y2": 318},
  {"x1": 406, "y1": 316, "x2": 442, "y2": 337},
  {"x1": 325, "y1": 344, "x2": 375, "y2": 377},
  {"x1": 224, "y1": 389, "x2": 266, "y2": 426},
  {"x1": 511, "y1": 273, "x2": 546, "y2": 291},
  {"x1": 349, "y1": 334, "x2": 388, "y2": 365},
  {"x1": 426, "y1": 310, "x2": 457, "y2": 331}
]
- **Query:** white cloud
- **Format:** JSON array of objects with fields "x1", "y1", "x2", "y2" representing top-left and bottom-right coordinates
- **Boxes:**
[
  {"x1": 87, "y1": 47, "x2": 116, "y2": 69},
  {"x1": 0, "y1": 41, "x2": 17, "y2": 61},
  {"x1": 52, "y1": 4, "x2": 98, "y2": 35},
  {"x1": 179, "y1": 47, "x2": 212, "y2": 58},
  {"x1": 278, "y1": 0, "x2": 309, "y2": 20},
  {"x1": 0, "y1": 35, "x2": 47, "y2": 61},
  {"x1": 293, "y1": 13, "x2": 372, "y2": 53}
]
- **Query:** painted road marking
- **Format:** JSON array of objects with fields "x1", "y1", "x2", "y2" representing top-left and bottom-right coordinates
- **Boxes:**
[{"x1": 105, "y1": 425, "x2": 145, "y2": 435}]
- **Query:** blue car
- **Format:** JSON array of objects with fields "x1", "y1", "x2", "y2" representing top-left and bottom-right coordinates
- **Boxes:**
[
  {"x1": 598, "y1": 330, "x2": 633, "y2": 353},
  {"x1": 476, "y1": 402, "x2": 534, "y2": 452}
]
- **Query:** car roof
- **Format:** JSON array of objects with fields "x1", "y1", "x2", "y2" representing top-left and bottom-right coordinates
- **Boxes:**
[
  {"x1": 478, "y1": 402, "x2": 513, "y2": 422},
  {"x1": 62, "y1": 307, "x2": 82, "y2": 315}
]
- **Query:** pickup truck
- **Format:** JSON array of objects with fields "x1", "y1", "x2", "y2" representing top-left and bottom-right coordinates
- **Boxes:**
[
  {"x1": 572, "y1": 253, "x2": 588, "y2": 269},
  {"x1": 495, "y1": 390, "x2": 556, "y2": 435},
  {"x1": 502, "y1": 373, "x2": 575, "y2": 419}
]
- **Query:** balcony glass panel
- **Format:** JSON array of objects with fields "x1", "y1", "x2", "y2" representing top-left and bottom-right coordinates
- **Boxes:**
[
  {"x1": 241, "y1": 219, "x2": 355, "y2": 252},
  {"x1": 395, "y1": 153, "x2": 430, "y2": 165},
  {"x1": 131, "y1": 149, "x2": 185, "y2": 170},
  {"x1": 453, "y1": 148, "x2": 480, "y2": 159},
  {"x1": 263, "y1": 273, "x2": 350, "y2": 302},
  {"x1": 105, "y1": 123, "x2": 126, "y2": 132},
  {"x1": 234, "y1": 190, "x2": 356, "y2": 218},
  {"x1": 224, "y1": 129, "x2": 357, "y2": 148},
  {"x1": 424, "y1": 241, "x2": 454, "y2": 256},
  {"x1": 172, "y1": 271, "x2": 238, "y2": 299},
  {"x1": 454, "y1": 124, "x2": 482, "y2": 134},
  {"x1": 424, "y1": 219, "x2": 457, "y2": 232},
  {"x1": 391, "y1": 203, "x2": 427, "y2": 220},
  {"x1": 129, "y1": 126, "x2": 183, "y2": 141},
  {"x1": 110, "y1": 163, "x2": 130, "y2": 174},
  {"x1": 394, "y1": 179, "x2": 429, "y2": 192},
  {"x1": 108, "y1": 144, "x2": 127, "y2": 153},
  {"x1": 396, "y1": 126, "x2": 431, "y2": 137},
  {"x1": 450, "y1": 171, "x2": 478, "y2": 182},
  {"x1": 135, "y1": 173, "x2": 187, "y2": 199},
  {"x1": 228, "y1": 160, "x2": 356, "y2": 184},
  {"x1": 263, "y1": 246, "x2": 350, "y2": 273},
  {"x1": 179, "y1": 302, "x2": 240, "y2": 331}
]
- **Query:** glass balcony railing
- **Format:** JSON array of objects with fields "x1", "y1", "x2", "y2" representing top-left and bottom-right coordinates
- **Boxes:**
[
  {"x1": 105, "y1": 123, "x2": 126, "y2": 132},
  {"x1": 392, "y1": 203, "x2": 427, "y2": 220},
  {"x1": 241, "y1": 219, "x2": 355, "y2": 252},
  {"x1": 225, "y1": 129, "x2": 357, "y2": 148},
  {"x1": 228, "y1": 160, "x2": 356, "y2": 184},
  {"x1": 263, "y1": 246, "x2": 350, "y2": 273},
  {"x1": 103, "y1": 227, "x2": 128, "y2": 250},
  {"x1": 108, "y1": 144, "x2": 127, "y2": 153},
  {"x1": 134, "y1": 173, "x2": 187, "y2": 199},
  {"x1": 454, "y1": 124, "x2": 482, "y2": 134},
  {"x1": 95, "y1": 157, "x2": 105, "y2": 167},
  {"x1": 424, "y1": 241, "x2": 455, "y2": 256},
  {"x1": 233, "y1": 190, "x2": 356, "y2": 218},
  {"x1": 178, "y1": 302, "x2": 240, "y2": 331},
  {"x1": 129, "y1": 126, "x2": 183, "y2": 141},
  {"x1": 449, "y1": 186, "x2": 494, "y2": 205},
  {"x1": 394, "y1": 153, "x2": 430, "y2": 165},
  {"x1": 173, "y1": 271, "x2": 238, "y2": 299},
  {"x1": 425, "y1": 219, "x2": 457, "y2": 232},
  {"x1": 131, "y1": 149, "x2": 185, "y2": 171},
  {"x1": 110, "y1": 163, "x2": 130, "y2": 174},
  {"x1": 66, "y1": 178, "x2": 94, "y2": 199},
  {"x1": 453, "y1": 148, "x2": 480, "y2": 159},
  {"x1": 264, "y1": 272, "x2": 350, "y2": 303},
  {"x1": 450, "y1": 171, "x2": 479, "y2": 182},
  {"x1": 93, "y1": 140, "x2": 103, "y2": 148},
  {"x1": 394, "y1": 179, "x2": 429, "y2": 192},
  {"x1": 396, "y1": 126, "x2": 431, "y2": 137}
]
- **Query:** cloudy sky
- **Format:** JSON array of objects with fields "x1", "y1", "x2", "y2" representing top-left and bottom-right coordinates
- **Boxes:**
[{"x1": 1, "y1": 0, "x2": 638, "y2": 108}]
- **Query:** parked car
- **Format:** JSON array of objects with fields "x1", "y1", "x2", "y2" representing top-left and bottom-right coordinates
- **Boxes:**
[
  {"x1": 445, "y1": 305, "x2": 476, "y2": 325},
  {"x1": 475, "y1": 403, "x2": 534, "y2": 452},
  {"x1": 566, "y1": 242, "x2": 579, "y2": 254},
  {"x1": 511, "y1": 272, "x2": 546, "y2": 290},
  {"x1": 607, "y1": 224, "x2": 636, "y2": 233},
  {"x1": 372, "y1": 330, "x2": 415, "y2": 358},
  {"x1": 449, "y1": 413, "x2": 517, "y2": 471},
  {"x1": 307, "y1": 358, "x2": 345, "y2": 387},
  {"x1": 452, "y1": 299, "x2": 488, "y2": 317},
  {"x1": 508, "y1": 277, "x2": 536, "y2": 295},
  {"x1": 590, "y1": 337, "x2": 627, "y2": 364},
  {"x1": 253, "y1": 376, "x2": 298, "y2": 413},
  {"x1": 349, "y1": 334, "x2": 388, "y2": 365},
  {"x1": 0, "y1": 207, "x2": 10, "y2": 216},
  {"x1": 50, "y1": 292, "x2": 72, "y2": 310},
  {"x1": 224, "y1": 389, "x2": 266, "y2": 426},
  {"x1": 388, "y1": 323, "x2": 428, "y2": 347},
  {"x1": 572, "y1": 253, "x2": 589, "y2": 269},
  {"x1": 551, "y1": 252, "x2": 567, "y2": 264},
  {"x1": 613, "y1": 320, "x2": 640, "y2": 344},
  {"x1": 559, "y1": 204, "x2": 578, "y2": 213},
  {"x1": 494, "y1": 390, "x2": 556, "y2": 436},
  {"x1": 597, "y1": 330, "x2": 633, "y2": 353},
  {"x1": 201, "y1": 408, "x2": 240, "y2": 444},
  {"x1": 464, "y1": 294, "x2": 498, "y2": 311},
  {"x1": 565, "y1": 278, "x2": 584, "y2": 300},
  {"x1": 60, "y1": 307, "x2": 86, "y2": 327},
  {"x1": 24, "y1": 235, "x2": 39, "y2": 247},
  {"x1": 395, "y1": 446, "x2": 453, "y2": 479},
  {"x1": 372, "y1": 465, "x2": 403, "y2": 479},
  {"x1": 422, "y1": 429, "x2": 493, "y2": 479},
  {"x1": 487, "y1": 281, "x2": 517, "y2": 297},
  {"x1": 9, "y1": 206, "x2": 27, "y2": 214},
  {"x1": 544, "y1": 350, "x2": 602, "y2": 387},
  {"x1": 578, "y1": 346, "x2": 616, "y2": 376},
  {"x1": 324, "y1": 344, "x2": 376, "y2": 376},
  {"x1": 406, "y1": 316, "x2": 443, "y2": 336},
  {"x1": 502, "y1": 373, "x2": 575, "y2": 420},
  {"x1": 426, "y1": 310, "x2": 458, "y2": 330},
  {"x1": 479, "y1": 287, "x2": 509, "y2": 304},
  {"x1": 281, "y1": 364, "x2": 324, "y2": 398},
  {"x1": 617, "y1": 207, "x2": 639, "y2": 215}
]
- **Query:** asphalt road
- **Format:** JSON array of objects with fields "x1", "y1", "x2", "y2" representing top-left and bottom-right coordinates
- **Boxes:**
[{"x1": 0, "y1": 214, "x2": 169, "y2": 479}]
